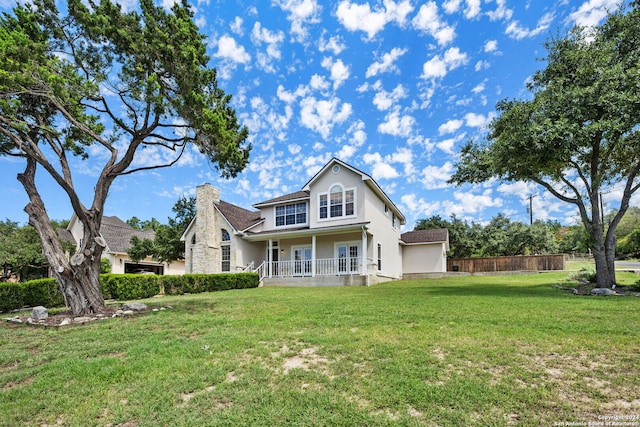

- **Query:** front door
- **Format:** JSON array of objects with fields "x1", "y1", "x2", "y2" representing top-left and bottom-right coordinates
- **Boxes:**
[
  {"x1": 293, "y1": 246, "x2": 312, "y2": 276},
  {"x1": 336, "y1": 243, "x2": 359, "y2": 274}
]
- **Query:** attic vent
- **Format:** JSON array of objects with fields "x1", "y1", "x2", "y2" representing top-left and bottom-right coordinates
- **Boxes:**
[{"x1": 332, "y1": 164, "x2": 340, "y2": 174}]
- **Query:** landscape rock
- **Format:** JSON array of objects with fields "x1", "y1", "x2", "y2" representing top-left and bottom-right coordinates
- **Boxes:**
[
  {"x1": 122, "y1": 302, "x2": 148, "y2": 311},
  {"x1": 591, "y1": 288, "x2": 617, "y2": 295},
  {"x1": 32, "y1": 306, "x2": 48, "y2": 320},
  {"x1": 74, "y1": 316, "x2": 93, "y2": 323}
]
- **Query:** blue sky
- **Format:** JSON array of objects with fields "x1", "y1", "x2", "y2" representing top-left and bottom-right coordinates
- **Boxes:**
[{"x1": 0, "y1": 0, "x2": 632, "y2": 229}]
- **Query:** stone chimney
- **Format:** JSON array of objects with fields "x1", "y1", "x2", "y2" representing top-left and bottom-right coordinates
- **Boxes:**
[{"x1": 192, "y1": 184, "x2": 221, "y2": 273}]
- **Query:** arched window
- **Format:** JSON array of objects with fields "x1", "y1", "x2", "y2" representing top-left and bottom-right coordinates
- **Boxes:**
[
  {"x1": 319, "y1": 184, "x2": 355, "y2": 220},
  {"x1": 221, "y1": 229, "x2": 230, "y2": 241}
]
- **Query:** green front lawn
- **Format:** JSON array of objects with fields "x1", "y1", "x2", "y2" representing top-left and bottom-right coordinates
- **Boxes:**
[{"x1": 1, "y1": 273, "x2": 639, "y2": 426}]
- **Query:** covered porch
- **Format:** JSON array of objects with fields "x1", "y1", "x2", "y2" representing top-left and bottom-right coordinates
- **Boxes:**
[{"x1": 245, "y1": 223, "x2": 375, "y2": 284}]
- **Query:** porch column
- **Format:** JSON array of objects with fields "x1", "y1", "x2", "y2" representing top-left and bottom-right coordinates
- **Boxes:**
[
  {"x1": 361, "y1": 228, "x2": 367, "y2": 276},
  {"x1": 268, "y1": 239, "x2": 272, "y2": 278},
  {"x1": 311, "y1": 235, "x2": 317, "y2": 277}
]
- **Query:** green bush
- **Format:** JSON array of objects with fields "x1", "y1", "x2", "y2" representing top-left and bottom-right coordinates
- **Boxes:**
[
  {"x1": 21, "y1": 278, "x2": 64, "y2": 308},
  {"x1": 0, "y1": 273, "x2": 259, "y2": 312},
  {"x1": 0, "y1": 282, "x2": 25, "y2": 312},
  {"x1": 0, "y1": 278, "x2": 63, "y2": 312},
  {"x1": 570, "y1": 266, "x2": 597, "y2": 283},
  {"x1": 161, "y1": 273, "x2": 259, "y2": 295},
  {"x1": 100, "y1": 274, "x2": 160, "y2": 301}
]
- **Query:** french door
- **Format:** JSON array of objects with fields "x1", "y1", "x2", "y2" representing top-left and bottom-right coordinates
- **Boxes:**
[
  {"x1": 336, "y1": 243, "x2": 359, "y2": 274},
  {"x1": 293, "y1": 246, "x2": 312, "y2": 276}
]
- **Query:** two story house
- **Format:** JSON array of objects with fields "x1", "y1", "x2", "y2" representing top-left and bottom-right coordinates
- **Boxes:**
[{"x1": 181, "y1": 158, "x2": 449, "y2": 286}]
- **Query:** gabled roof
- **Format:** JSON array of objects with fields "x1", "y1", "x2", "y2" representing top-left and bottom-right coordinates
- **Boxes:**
[
  {"x1": 253, "y1": 191, "x2": 309, "y2": 208},
  {"x1": 216, "y1": 200, "x2": 262, "y2": 232},
  {"x1": 302, "y1": 157, "x2": 406, "y2": 225},
  {"x1": 401, "y1": 228, "x2": 449, "y2": 250},
  {"x1": 100, "y1": 215, "x2": 155, "y2": 254}
]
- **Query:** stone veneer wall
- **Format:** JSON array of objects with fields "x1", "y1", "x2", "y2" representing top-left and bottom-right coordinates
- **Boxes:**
[{"x1": 192, "y1": 183, "x2": 220, "y2": 274}]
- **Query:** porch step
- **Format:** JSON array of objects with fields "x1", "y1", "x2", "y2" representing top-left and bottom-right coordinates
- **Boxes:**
[{"x1": 261, "y1": 275, "x2": 367, "y2": 287}]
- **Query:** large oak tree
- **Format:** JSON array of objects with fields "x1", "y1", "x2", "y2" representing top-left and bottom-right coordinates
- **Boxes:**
[
  {"x1": 449, "y1": 1, "x2": 640, "y2": 288},
  {"x1": 0, "y1": 0, "x2": 250, "y2": 315}
]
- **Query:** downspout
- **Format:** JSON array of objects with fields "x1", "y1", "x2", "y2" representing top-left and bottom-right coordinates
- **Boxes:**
[{"x1": 361, "y1": 225, "x2": 369, "y2": 287}]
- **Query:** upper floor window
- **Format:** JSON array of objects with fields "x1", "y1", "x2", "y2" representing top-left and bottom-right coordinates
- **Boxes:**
[
  {"x1": 319, "y1": 185, "x2": 355, "y2": 220},
  {"x1": 191, "y1": 234, "x2": 196, "y2": 245},
  {"x1": 392, "y1": 213, "x2": 397, "y2": 229},
  {"x1": 221, "y1": 229, "x2": 230, "y2": 241},
  {"x1": 275, "y1": 202, "x2": 307, "y2": 226}
]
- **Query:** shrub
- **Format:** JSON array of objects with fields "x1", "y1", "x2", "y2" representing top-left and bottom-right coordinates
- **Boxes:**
[
  {"x1": 0, "y1": 282, "x2": 25, "y2": 312},
  {"x1": 162, "y1": 273, "x2": 259, "y2": 295},
  {"x1": 569, "y1": 266, "x2": 597, "y2": 283},
  {"x1": 100, "y1": 274, "x2": 160, "y2": 301},
  {"x1": 100, "y1": 258, "x2": 112, "y2": 274},
  {"x1": 0, "y1": 278, "x2": 63, "y2": 312},
  {"x1": 21, "y1": 278, "x2": 64, "y2": 308}
]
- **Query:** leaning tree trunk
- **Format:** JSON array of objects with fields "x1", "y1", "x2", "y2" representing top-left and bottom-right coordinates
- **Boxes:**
[{"x1": 18, "y1": 160, "x2": 107, "y2": 316}]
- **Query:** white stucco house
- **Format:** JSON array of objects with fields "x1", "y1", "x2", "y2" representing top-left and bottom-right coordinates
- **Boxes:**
[
  {"x1": 181, "y1": 158, "x2": 449, "y2": 286},
  {"x1": 64, "y1": 215, "x2": 185, "y2": 275}
]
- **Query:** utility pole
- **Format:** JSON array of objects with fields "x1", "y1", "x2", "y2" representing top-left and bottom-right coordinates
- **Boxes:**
[{"x1": 528, "y1": 194, "x2": 537, "y2": 225}]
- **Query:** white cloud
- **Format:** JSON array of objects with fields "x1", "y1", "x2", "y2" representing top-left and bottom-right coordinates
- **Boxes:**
[
  {"x1": 272, "y1": 0, "x2": 322, "y2": 43},
  {"x1": 318, "y1": 32, "x2": 346, "y2": 54},
  {"x1": 451, "y1": 188, "x2": 503, "y2": 214},
  {"x1": 438, "y1": 118, "x2": 463, "y2": 135},
  {"x1": 377, "y1": 108, "x2": 415, "y2": 137},
  {"x1": 310, "y1": 74, "x2": 330, "y2": 91},
  {"x1": 475, "y1": 60, "x2": 490, "y2": 71},
  {"x1": 391, "y1": 146, "x2": 417, "y2": 177},
  {"x1": 363, "y1": 152, "x2": 400, "y2": 180},
  {"x1": 436, "y1": 137, "x2": 458, "y2": 155},
  {"x1": 483, "y1": 39, "x2": 498, "y2": 53},
  {"x1": 213, "y1": 35, "x2": 251, "y2": 64},
  {"x1": 321, "y1": 57, "x2": 351, "y2": 90},
  {"x1": 251, "y1": 22, "x2": 285, "y2": 73},
  {"x1": 299, "y1": 96, "x2": 352, "y2": 139},
  {"x1": 442, "y1": 0, "x2": 461, "y2": 14},
  {"x1": 230, "y1": 16, "x2": 244, "y2": 35},
  {"x1": 420, "y1": 161, "x2": 455, "y2": 189},
  {"x1": 412, "y1": 2, "x2": 456, "y2": 46},
  {"x1": 421, "y1": 46, "x2": 468, "y2": 80},
  {"x1": 336, "y1": 0, "x2": 414, "y2": 40},
  {"x1": 487, "y1": 0, "x2": 513, "y2": 21},
  {"x1": 471, "y1": 81, "x2": 485, "y2": 94},
  {"x1": 464, "y1": 111, "x2": 495, "y2": 128},
  {"x1": 336, "y1": 120, "x2": 367, "y2": 160},
  {"x1": 366, "y1": 47, "x2": 408, "y2": 78},
  {"x1": 569, "y1": 0, "x2": 619, "y2": 27},
  {"x1": 506, "y1": 12, "x2": 555, "y2": 40},
  {"x1": 372, "y1": 83, "x2": 408, "y2": 111},
  {"x1": 442, "y1": 0, "x2": 480, "y2": 19}
]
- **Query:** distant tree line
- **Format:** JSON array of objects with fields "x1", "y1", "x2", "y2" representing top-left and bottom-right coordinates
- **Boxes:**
[{"x1": 415, "y1": 207, "x2": 640, "y2": 260}]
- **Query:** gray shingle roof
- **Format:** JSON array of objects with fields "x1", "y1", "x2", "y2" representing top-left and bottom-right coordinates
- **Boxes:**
[
  {"x1": 253, "y1": 191, "x2": 309, "y2": 207},
  {"x1": 100, "y1": 216, "x2": 155, "y2": 254},
  {"x1": 217, "y1": 201, "x2": 262, "y2": 232},
  {"x1": 401, "y1": 228, "x2": 448, "y2": 244}
]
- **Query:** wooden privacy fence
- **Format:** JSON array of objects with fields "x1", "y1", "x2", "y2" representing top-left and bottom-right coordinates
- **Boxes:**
[{"x1": 447, "y1": 254, "x2": 565, "y2": 273}]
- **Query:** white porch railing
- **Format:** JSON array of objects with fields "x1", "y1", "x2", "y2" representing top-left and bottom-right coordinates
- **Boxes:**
[{"x1": 262, "y1": 257, "x2": 363, "y2": 278}]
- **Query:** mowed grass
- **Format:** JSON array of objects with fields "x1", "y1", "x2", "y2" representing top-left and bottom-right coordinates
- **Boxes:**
[{"x1": 1, "y1": 273, "x2": 639, "y2": 426}]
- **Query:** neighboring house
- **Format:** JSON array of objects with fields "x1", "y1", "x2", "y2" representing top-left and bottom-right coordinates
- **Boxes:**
[
  {"x1": 181, "y1": 158, "x2": 449, "y2": 286},
  {"x1": 65, "y1": 215, "x2": 185, "y2": 275}
]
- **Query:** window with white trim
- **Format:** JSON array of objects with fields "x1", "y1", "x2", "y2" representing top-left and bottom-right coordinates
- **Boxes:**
[
  {"x1": 319, "y1": 185, "x2": 355, "y2": 220},
  {"x1": 221, "y1": 229, "x2": 230, "y2": 241},
  {"x1": 275, "y1": 202, "x2": 307, "y2": 226},
  {"x1": 221, "y1": 245, "x2": 230, "y2": 272},
  {"x1": 377, "y1": 243, "x2": 382, "y2": 271}
]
